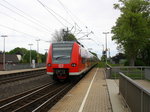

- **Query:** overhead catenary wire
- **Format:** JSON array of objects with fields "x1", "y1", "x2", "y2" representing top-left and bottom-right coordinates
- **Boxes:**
[
  {"x1": 56, "y1": 0, "x2": 96, "y2": 39},
  {"x1": 56, "y1": 0, "x2": 77, "y2": 25},
  {"x1": 0, "y1": 0, "x2": 102, "y2": 55},
  {"x1": 2, "y1": 0, "x2": 53, "y2": 31},
  {"x1": 0, "y1": 11, "x2": 51, "y2": 34},
  {"x1": 57, "y1": 0, "x2": 82, "y2": 30},
  {"x1": 0, "y1": 2, "x2": 52, "y2": 33},
  {"x1": 58, "y1": 0, "x2": 84, "y2": 29},
  {"x1": 52, "y1": 0, "x2": 99, "y2": 44},
  {"x1": 37, "y1": 0, "x2": 93, "y2": 39},
  {"x1": 0, "y1": 23, "x2": 48, "y2": 42},
  {"x1": 57, "y1": 0, "x2": 100, "y2": 41},
  {"x1": 1, "y1": 0, "x2": 97, "y2": 42},
  {"x1": 39, "y1": 2, "x2": 74, "y2": 27},
  {"x1": 37, "y1": 0, "x2": 67, "y2": 28}
]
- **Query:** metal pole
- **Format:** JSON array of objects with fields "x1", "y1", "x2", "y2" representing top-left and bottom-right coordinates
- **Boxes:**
[
  {"x1": 1, "y1": 35, "x2": 7, "y2": 71},
  {"x1": 103, "y1": 32, "x2": 109, "y2": 64},
  {"x1": 44, "y1": 49, "x2": 48, "y2": 62},
  {"x1": 36, "y1": 39, "x2": 40, "y2": 66},
  {"x1": 102, "y1": 44, "x2": 104, "y2": 52},
  {"x1": 108, "y1": 48, "x2": 110, "y2": 58},
  {"x1": 3, "y1": 36, "x2": 5, "y2": 70},
  {"x1": 30, "y1": 46, "x2": 31, "y2": 66},
  {"x1": 28, "y1": 44, "x2": 33, "y2": 66}
]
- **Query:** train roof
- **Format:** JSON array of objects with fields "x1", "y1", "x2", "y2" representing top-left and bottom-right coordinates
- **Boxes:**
[
  {"x1": 52, "y1": 41, "x2": 84, "y2": 47},
  {"x1": 52, "y1": 41, "x2": 75, "y2": 44}
]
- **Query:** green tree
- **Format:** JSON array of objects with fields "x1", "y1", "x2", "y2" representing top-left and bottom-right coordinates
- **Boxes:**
[
  {"x1": 41, "y1": 52, "x2": 47, "y2": 63},
  {"x1": 65, "y1": 33, "x2": 76, "y2": 41},
  {"x1": 8, "y1": 47, "x2": 28, "y2": 56},
  {"x1": 52, "y1": 28, "x2": 76, "y2": 42},
  {"x1": 7, "y1": 47, "x2": 46, "y2": 63},
  {"x1": 23, "y1": 50, "x2": 38, "y2": 63},
  {"x1": 101, "y1": 55, "x2": 106, "y2": 62},
  {"x1": 89, "y1": 51, "x2": 98, "y2": 58},
  {"x1": 138, "y1": 41, "x2": 150, "y2": 66},
  {"x1": 8, "y1": 47, "x2": 28, "y2": 62},
  {"x1": 112, "y1": 0, "x2": 150, "y2": 66}
]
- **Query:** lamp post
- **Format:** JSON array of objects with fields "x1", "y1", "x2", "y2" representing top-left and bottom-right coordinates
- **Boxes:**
[
  {"x1": 1, "y1": 35, "x2": 7, "y2": 71},
  {"x1": 44, "y1": 49, "x2": 48, "y2": 53},
  {"x1": 36, "y1": 39, "x2": 40, "y2": 66},
  {"x1": 28, "y1": 44, "x2": 33, "y2": 66},
  {"x1": 103, "y1": 32, "x2": 109, "y2": 64},
  {"x1": 102, "y1": 44, "x2": 104, "y2": 52},
  {"x1": 44, "y1": 49, "x2": 48, "y2": 62},
  {"x1": 108, "y1": 48, "x2": 110, "y2": 58}
]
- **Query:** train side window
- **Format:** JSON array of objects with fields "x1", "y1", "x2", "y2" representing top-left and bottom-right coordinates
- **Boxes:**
[{"x1": 82, "y1": 58, "x2": 86, "y2": 64}]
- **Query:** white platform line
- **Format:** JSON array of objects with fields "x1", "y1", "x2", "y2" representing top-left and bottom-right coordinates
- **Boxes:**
[{"x1": 78, "y1": 68, "x2": 99, "y2": 112}]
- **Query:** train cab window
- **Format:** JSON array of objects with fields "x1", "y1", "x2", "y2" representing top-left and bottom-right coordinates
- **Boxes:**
[{"x1": 52, "y1": 43, "x2": 73, "y2": 64}]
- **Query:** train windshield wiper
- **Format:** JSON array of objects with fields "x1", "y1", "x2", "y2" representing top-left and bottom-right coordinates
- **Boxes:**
[{"x1": 55, "y1": 55, "x2": 68, "y2": 60}]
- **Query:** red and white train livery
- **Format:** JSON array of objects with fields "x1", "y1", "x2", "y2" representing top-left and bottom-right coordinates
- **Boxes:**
[{"x1": 46, "y1": 41, "x2": 97, "y2": 82}]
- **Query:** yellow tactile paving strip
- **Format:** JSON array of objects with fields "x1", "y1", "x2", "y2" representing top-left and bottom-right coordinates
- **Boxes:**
[{"x1": 49, "y1": 68, "x2": 112, "y2": 112}]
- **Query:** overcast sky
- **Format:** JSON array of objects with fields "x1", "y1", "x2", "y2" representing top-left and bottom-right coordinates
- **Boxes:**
[{"x1": 0, "y1": 0, "x2": 120, "y2": 58}]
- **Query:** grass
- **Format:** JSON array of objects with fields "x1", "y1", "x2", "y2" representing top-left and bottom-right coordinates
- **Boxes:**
[
  {"x1": 97, "y1": 61, "x2": 106, "y2": 68},
  {"x1": 111, "y1": 73, "x2": 144, "y2": 79},
  {"x1": 96, "y1": 61, "x2": 119, "y2": 68},
  {"x1": 107, "y1": 62, "x2": 124, "y2": 67},
  {"x1": 147, "y1": 80, "x2": 150, "y2": 82},
  {"x1": 120, "y1": 68, "x2": 142, "y2": 72},
  {"x1": 99, "y1": 62, "x2": 146, "y2": 80}
]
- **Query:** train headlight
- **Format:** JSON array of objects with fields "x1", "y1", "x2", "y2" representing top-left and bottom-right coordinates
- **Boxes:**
[
  {"x1": 47, "y1": 63, "x2": 51, "y2": 67},
  {"x1": 71, "y1": 63, "x2": 76, "y2": 67}
]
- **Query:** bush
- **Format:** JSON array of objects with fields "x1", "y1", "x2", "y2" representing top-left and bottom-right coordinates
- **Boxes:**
[
  {"x1": 135, "y1": 60, "x2": 145, "y2": 66},
  {"x1": 124, "y1": 60, "x2": 145, "y2": 66},
  {"x1": 97, "y1": 61, "x2": 106, "y2": 68},
  {"x1": 124, "y1": 60, "x2": 129, "y2": 66}
]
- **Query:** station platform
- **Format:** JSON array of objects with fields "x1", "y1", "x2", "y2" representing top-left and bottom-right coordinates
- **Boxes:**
[{"x1": 49, "y1": 68, "x2": 130, "y2": 112}]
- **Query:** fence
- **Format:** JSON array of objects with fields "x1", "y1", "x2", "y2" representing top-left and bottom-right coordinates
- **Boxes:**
[
  {"x1": 119, "y1": 72, "x2": 150, "y2": 112},
  {"x1": 105, "y1": 64, "x2": 150, "y2": 80},
  {"x1": 5, "y1": 63, "x2": 46, "y2": 70}
]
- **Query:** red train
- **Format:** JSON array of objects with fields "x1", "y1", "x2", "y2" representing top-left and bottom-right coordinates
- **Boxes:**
[{"x1": 46, "y1": 41, "x2": 98, "y2": 82}]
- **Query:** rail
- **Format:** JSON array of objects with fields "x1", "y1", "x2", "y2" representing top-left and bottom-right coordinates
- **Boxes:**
[
  {"x1": 0, "y1": 68, "x2": 46, "y2": 84},
  {"x1": 0, "y1": 83, "x2": 53, "y2": 107},
  {"x1": 0, "y1": 82, "x2": 66, "y2": 111},
  {"x1": 0, "y1": 80, "x2": 79, "y2": 112},
  {"x1": 119, "y1": 72, "x2": 150, "y2": 112}
]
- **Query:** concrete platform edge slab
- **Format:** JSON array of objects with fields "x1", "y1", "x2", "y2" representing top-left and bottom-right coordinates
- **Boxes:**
[{"x1": 106, "y1": 79, "x2": 130, "y2": 112}]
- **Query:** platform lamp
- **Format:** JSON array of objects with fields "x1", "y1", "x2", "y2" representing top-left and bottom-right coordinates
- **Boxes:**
[
  {"x1": 1, "y1": 35, "x2": 7, "y2": 71},
  {"x1": 36, "y1": 39, "x2": 40, "y2": 66},
  {"x1": 28, "y1": 44, "x2": 33, "y2": 66},
  {"x1": 103, "y1": 32, "x2": 109, "y2": 64},
  {"x1": 44, "y1": 49, "x2": 48, "y2": 62}
]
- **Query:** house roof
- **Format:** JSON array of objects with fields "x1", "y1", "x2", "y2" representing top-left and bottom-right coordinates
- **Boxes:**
[{"x1": 0, "y1": 54, "x2": 19, "y2": 63}]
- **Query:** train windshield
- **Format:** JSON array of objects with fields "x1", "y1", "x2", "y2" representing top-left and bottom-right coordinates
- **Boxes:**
[{"x1": 52, "y1": 43, "x2": 73, "y2": 64}]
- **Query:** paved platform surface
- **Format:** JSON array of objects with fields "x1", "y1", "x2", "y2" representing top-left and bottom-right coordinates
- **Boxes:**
[
  {"x1": 106, "y1": 79, "x2": 130, "y2": 112},
  {"x1": 49, "y1": 68, "x2": 112, "y2": 112}
]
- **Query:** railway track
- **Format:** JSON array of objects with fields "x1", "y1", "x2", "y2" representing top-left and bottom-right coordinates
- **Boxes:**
[
  {"x1": 0, "y1": 70, "x2": 46, "y2": 85},
  {"x1": 0, "y1": 81, "x2": 75, "y2": 112}
]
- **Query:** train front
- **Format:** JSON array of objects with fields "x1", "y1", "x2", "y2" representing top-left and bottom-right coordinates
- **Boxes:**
[{"x1": 46, "y1": 42, "x2": 78, "y2": 82}]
